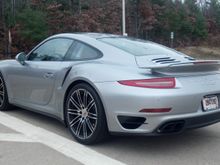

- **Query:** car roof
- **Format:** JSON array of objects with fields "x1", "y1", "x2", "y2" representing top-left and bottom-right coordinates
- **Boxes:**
[
  {"x1": 77, "y1": 32, "x2": 121, "y2": 39},
  {"x1": 51, "y1": 32, "x2": 122, "y2": 40}
]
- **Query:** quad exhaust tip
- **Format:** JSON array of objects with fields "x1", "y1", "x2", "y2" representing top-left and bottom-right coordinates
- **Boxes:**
[{"x1": 157, "y1": 120, "x2": 185, "y2": 134}]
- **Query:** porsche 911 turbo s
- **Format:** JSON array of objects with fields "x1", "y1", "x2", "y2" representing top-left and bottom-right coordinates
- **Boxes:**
[{"x1": 0, "y1": 33, "x2": 220, "y2": 144}]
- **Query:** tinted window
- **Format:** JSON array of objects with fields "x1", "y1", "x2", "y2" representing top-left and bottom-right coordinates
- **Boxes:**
[
  {"x1": 98, "y1": 37, "x2": 182, "y2": 56},
  {"x1": 28, "y1": 38, "x2": 73, "y2": 61},
  {"x1": 65, "y1": 42, "x2": 101, "y2": 60}
]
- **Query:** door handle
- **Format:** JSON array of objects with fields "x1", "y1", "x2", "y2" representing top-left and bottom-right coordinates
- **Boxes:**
[{"x1": 44, "y1": 72, "x2": 55, "y2": 79}]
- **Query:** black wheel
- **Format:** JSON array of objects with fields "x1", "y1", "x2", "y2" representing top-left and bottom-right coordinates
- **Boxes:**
[
  {"x1": 0, "y1": 73, "x2": 12, "y2": 111},
  {"x1": 65, "y1": 83, "x2": 108, "y2": 145}
]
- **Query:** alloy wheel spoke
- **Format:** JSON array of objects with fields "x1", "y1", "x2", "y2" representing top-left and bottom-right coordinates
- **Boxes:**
[
  {"x1": 87, "y1": 100, "x2": 95, "y2": 112},
  {"x1": 76, "y1": 119, "x2": 83, "y2": 136},
  {"x1": 70, "y1": 96, "x2": 81, "y2": 111},
  {"x1": 0, "y1": 91, "x2": 4, "y2": 96},
  {"x1": 70, "y1": 116, "x2": 81, "y2": 127},
  {"x1": 83, "y1": 91, "x2": 88, "y2": 108},
  {"x1": 88, "y1": 112, "x2": 97, "y2": 117},
  {"x1": 68, "y1": 108, "x2": 80, "y2": 113},
  {"x1": 83, "y1": 121, "x2": 87, "y2": 138},
  {"x1": 68, "y1": 111, "x2": 80, "y2": 116},
  {"x1": 76, "y1": 90, "x2": 84, "y2": 108},
  {"x1": 0, "y1": 83, "x2": 3, "y2": 90},
  {"x1": 88, "y1": 115, "x2": 97, "y2": 120},
  {"x1": 88, "y1": 111, "x2": 97, "y2": 120},
  {"x1": 86, "y1": 118, "x2": 95, "y2": 132}
]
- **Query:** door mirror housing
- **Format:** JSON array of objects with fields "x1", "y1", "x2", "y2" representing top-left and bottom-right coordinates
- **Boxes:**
[{"x1": 16, "y1": 52, "x2": 27, "y2": 65}]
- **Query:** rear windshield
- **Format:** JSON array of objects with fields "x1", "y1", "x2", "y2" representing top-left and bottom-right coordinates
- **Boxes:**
[{"x1": 98, "y1": 37, "x2": 181, "y2": 56}]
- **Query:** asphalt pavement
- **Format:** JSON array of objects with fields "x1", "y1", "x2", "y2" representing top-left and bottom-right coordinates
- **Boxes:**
[{"x1": 1, "y1": 108, "x2": 220, "y2": 165}]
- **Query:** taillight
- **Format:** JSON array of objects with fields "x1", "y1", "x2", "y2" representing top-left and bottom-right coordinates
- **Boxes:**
[{"x1": 118, "y1": 77, "x2": 176, "y2": 89}]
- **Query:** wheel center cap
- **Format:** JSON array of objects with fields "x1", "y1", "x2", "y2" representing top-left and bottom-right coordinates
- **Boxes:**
[{"x1": 81, "y1": 109, "x2": 88, "y2": 118}]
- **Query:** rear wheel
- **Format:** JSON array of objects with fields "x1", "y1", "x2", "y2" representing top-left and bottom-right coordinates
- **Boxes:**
[
  {"x1": 0, "y1": 74, "x2": 12, "y2": 111},
  {"x1": 65, "y1": 83, "x2": 108, "y2": 145}
]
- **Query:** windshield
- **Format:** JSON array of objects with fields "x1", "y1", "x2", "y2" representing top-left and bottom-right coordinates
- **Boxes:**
[{"x1": 98, "y1": 37, "x2": 181, "y2": 56}]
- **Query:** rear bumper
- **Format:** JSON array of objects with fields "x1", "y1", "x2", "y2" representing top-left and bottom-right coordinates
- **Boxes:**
[
  {"x1": 185, "y1": 110, "x2": 220, "y2": 129},
  {"x1": 156, "y1": 110, "x2": 220, "y2": 134},
  {"x1": 110, "y1": 110, "x2": 220, "y2": 136}
]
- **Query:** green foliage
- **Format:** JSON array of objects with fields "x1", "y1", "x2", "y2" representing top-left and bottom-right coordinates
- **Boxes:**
[
  {"x1": 150, "y1": 0, "x2": 166, "y2": 6},
  {"x1": 192, "y1": 13, "x2": 208, "y2": 38},
  {"x1": 4, "y1": 1, "x2": 16, "y2": 27},
  {"x1": 210, "y1": 0, "x2": 220, "y2": 28},
  {"x1": 16, "y1": 8, "x2": 48, "y2": 42},
  {"x1": 150, "y1": 0, "x2": 207, "y2": 44},
  {"x1": 185, "y1": 0, "x2": 207, "y2": 38}
]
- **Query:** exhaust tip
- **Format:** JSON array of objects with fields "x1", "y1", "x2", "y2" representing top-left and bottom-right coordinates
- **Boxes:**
[{"x1": 157, "y1": 120, "x2": 185, "y2": 134}]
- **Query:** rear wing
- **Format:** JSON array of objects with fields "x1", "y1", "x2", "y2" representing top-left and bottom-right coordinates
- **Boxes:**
[
  {"x1": 139, "y1": 60, "x2": 220, "y2": 69},
  {"x1": 141, "y1": 60, "x2": 220, "y2": 75}
]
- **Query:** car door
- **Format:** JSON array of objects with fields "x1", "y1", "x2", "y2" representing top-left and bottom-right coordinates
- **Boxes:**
[{"x1": 8, "y1": 38, "x2": 74, "y2": 105}]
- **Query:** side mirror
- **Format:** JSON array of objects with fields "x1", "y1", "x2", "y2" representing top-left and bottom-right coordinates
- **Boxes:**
[{"x1": 15, "y1": 52, "x2": 27, "y2": 65}]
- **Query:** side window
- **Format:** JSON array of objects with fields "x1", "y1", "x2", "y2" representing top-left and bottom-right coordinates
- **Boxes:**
[
  {"x1": 65, "y1": 42, "x2": 102, "y2": 60},
  {"x1": 28, "y1": 38, "x2": 73, "y2": 61}
]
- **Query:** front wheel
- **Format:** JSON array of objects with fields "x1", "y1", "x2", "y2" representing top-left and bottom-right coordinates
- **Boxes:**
[
  {"x1": 0, "y1": 73, "x2": 13, "y2": 111},
  {"x1": 65, "y1": 83, "x2": 108, "y2": 145}
]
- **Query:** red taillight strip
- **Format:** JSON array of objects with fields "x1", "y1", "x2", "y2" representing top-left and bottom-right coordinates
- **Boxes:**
[
  {"x1": 118, "y1": 77, "x2": 176, "y2": 89},
  {"x1": 139, "y1": 108, "x2": 172, "y2": 113}
]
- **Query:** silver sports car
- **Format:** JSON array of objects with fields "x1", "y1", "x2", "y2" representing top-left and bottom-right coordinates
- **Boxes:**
[{"x1": 0, "y1": 33, "x2": 220, "y2": 144}]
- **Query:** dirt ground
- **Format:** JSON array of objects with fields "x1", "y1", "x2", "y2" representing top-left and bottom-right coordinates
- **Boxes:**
[{"x1": 177, "y1": 46, "x2": 220, "y2": 60}]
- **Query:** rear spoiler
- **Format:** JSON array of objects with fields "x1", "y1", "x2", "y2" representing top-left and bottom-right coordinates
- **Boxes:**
[
  {"x1": 139, "y1": 60, "x2": 220, "y2": 69},
  {"x1": 141, "y1": 60, "x2": 220, "y2": 75}
]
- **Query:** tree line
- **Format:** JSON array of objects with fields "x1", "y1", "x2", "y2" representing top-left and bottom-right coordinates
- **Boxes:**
[{"x1": 0, "y1": 0, "x2": 220, "y2": 57}]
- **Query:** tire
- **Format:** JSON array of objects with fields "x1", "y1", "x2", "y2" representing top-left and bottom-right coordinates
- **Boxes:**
[
  {"x1": 65, "y1": 83, "x2": 108, "y2": 145},
  {"x1": 0, "y1": 73, "x2": 13, "y2": 111}
]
